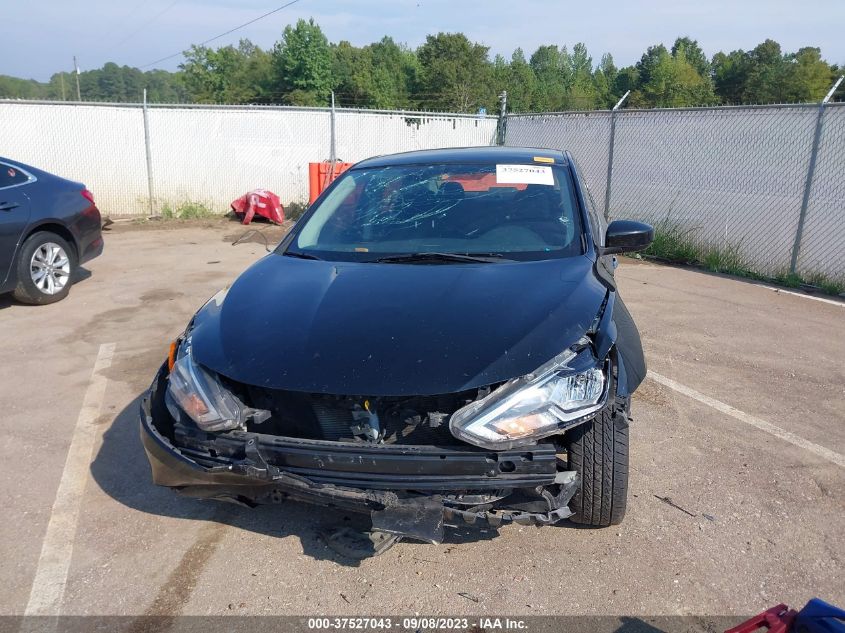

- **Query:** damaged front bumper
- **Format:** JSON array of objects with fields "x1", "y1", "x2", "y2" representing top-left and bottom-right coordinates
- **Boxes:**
[{"x1": 140, "y1": 368, "x2": 578, "y2": 543}]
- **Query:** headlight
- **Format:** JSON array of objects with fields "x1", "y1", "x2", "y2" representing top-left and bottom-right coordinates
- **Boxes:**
[
  {"x1": 449, "y1": 344, "x2": 608, "y2": 450},
  {"x1": 166, "y1": 337, "x2": 268, "y2": 432}
]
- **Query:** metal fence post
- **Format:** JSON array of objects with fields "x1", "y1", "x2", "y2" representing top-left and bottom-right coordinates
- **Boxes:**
[
  {"x1": 329, "y1": 90, "x2": 337, "y2": 164},
  {"x1": 142, "y1": 89, "x2": 155, "y2": 216},
  {"x1": 497, "y1": 90, "x2": 508, "y2": 145},
  {"x1": 789, "y1": 76, "x2": 843, "y2": 274},
  {"x1": 603, "y1": 90, "x2": 629, "y2": 220}
]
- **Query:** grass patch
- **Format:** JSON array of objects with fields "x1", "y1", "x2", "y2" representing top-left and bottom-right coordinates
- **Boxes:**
[
  {"x1": 159, "y1": 200, "x2": 216, "y2": 219},
  {"x1": 805, "y1": 273, "x2": 844, "y2": 295},
  {"x1": 645, "y1": 226, "x2": 700, "y2": 263},
  {"x1": 772, "y1": 271, "x2": 803, "y2": 288},
  {"x1": 642, "y1": 222, "x2": 843, "y2": 297},
  {"x1": 285, "y1": 200, "x2": 308, "y2": 221},
  {"x1": 701, "y1": 245, "x2": 748, "y2": 277}
]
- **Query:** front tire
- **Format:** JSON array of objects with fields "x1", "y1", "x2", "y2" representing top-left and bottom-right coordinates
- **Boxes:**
[
  {"x1": 564, "y1": 399, "x2": 630, "y2": 526},
  {"x1": 13, "y1": 232, "x2": 76, "y2": 305}
]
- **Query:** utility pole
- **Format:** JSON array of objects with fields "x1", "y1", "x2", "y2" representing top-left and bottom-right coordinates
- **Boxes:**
[{"x1": 73, "y1": 56, "x2": 81, "y2": 101}]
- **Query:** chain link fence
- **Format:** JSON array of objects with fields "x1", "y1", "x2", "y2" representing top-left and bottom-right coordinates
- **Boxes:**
[
  {"x1": 0, "y1": 100, "x2": 497, "y2": 217},
  {"x1": 2, "y1": 98, "x2": 842, "y2": 284},
  {"x1": 506, "y1": 103, "x2": 845, "y2": 284}
]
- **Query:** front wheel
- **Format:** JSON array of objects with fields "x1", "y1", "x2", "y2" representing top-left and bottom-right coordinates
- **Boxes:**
[
  {"x1": 13, "y1": 232, "x2": 76, "y2": 305},
  {"x1": 563, "y1": 399, "x2": 630, "y2": 526}
]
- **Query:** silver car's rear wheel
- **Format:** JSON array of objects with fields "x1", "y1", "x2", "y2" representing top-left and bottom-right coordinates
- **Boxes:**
[{"x1": 30, "y1": 242, "x2": 71, "y2": 295}]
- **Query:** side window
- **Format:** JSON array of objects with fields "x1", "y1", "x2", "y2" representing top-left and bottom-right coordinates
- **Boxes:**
[
  {"x1": 0, "y1": 163, "x2": 30, "y2": 189},
  {"x1": 574, "y1": 162, "x2": 606, "y2": 247}
]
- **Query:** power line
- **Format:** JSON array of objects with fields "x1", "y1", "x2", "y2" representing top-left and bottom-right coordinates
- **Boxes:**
[
  {"x1": 98, "y1": 0, "x2": 153, "y2": 51},
  {"x1": 139, "y1": 0, "x2": 303, "y2": 69},
  {"x1": 105, "y1": 0, "x2": 181, "y2": 55}
]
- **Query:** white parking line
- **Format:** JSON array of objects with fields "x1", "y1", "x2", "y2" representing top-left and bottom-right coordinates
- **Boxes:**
[
  {"x1": 23, "y1": 343, "x2": 116, "y2": 616},
  {"x1": 760, "y1": 285, "x2": 845, "y2": 307},
  {"x1": 648, "y1": 371, "x2": 845, "y2": 469}
]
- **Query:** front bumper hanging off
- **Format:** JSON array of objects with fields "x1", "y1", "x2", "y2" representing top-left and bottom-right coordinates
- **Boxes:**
[{"x1": 140, "y1": 369, "x2": 578, "y2": 543}]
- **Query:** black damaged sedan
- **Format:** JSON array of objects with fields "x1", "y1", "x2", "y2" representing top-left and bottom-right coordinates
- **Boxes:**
[{"x1": 141, "y1": 147, "x2": 653, "y2": 548}]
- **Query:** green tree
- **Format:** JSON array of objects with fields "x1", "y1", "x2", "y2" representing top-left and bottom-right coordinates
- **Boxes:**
[
  {"x1": 180, "y1": 40, "x2": 270, "y2": 103},
  {"x1": 505, "y1": 48, "x2": 536, "y2": 112},
  {"x1": 96, "y1": 63, "x2": 127, "y2": 101},
  {"x1": 781, "y1": 47, "x2": 835, "y2": 103},
  {"x1": 631, "y1": 45, "x2": 715, "y2": 107},
  {"x1": 272, "y1": 18, "x2": 333, "y2": 106},
  {"x1": 629, "y1": 42, "x2": 716, "y2": 107},
  {"x1": 490, "y1": 53, "x2": 510, "y2": 105},
  {"x1": 712, "y1": 50, "x2": 749, "y2": 104},
  {"x1": 144, "y1": 70, "x2": 189, "y2": 102},
  {"x1": 331, "y1": 41, "x2": 373, "y2": 106},
  {"x1": 636, "y1": 45, "x2": 670, "y2": 88},
  {"x1": 529, "y1": 45, "x2": 565, "y2": 110},
  {"x1": 614, "y1": 66, "x2": 639, "y2": 97},
  {"x1": 672, "y1": 37, "x2": 710, "y2": 78},
  {"x1": 713, "y1": 41, "x2": 835, "y2": 105},
  {"x1": 564, "y1": 43, "x2": 597, "y2": 109},
  {"x1": 368, "y1": 37, "x2": 418, "y2": 108},
  {"x1": 416, "y1": 32, "x2": 492, "y2": 112},
  {"x1": 0, "y1": 31, "x2": 840, "y2": 109},
  {"x1": 742, "y1": 39, "x2": 787, "y2": 103},
  {"x1": 0, "y1": 75, "x2": 46, "y2": 99},
  {"x1": 593, "y1": 53, "x2": 619, "y2": 108}
]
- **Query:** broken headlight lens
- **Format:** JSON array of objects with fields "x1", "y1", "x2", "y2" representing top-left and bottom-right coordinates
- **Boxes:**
[
  {"x1": 166, "y1": 337, "x2": 266, "y2": 432},
  {"x1": 449, "y1": 345, "x2": 607, "y2": 450}
]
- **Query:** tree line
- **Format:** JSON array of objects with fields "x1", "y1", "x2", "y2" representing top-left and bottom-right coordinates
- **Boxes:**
[{"x1": 1, "y1": 19, "x2": 841, "y2": 112}]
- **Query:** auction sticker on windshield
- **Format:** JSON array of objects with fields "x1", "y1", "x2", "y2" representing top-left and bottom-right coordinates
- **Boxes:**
[{"x1": 496, "y1": 164, "x2": 554, "y2": 186}]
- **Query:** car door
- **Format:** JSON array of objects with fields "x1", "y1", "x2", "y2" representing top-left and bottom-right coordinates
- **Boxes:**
[{"x1": 0, "y1": 162, "x2": 33, "y2": 287}]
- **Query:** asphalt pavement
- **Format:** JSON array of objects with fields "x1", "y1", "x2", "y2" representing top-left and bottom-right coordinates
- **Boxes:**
[{"x1": 1, "y1": 220, "x2": 842, "y2": 623}]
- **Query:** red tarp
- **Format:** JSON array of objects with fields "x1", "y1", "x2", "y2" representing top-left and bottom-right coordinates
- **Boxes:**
[{"x1": 230, "y1": 189, "x2": 285, "y2": 225}]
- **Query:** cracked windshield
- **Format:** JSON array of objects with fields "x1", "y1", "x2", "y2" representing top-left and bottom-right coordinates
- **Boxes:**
[{"x1": 293, "y1": 163, "x2": 583, "y2": 261}]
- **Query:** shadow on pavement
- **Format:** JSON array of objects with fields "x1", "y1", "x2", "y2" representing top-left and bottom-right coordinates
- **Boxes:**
[
  {"x1": 0, "y1": 266, "x2": 92, "y2": 310},
  {"x1": 90, "y1": 393, "x2": 500, "y2": 567}
]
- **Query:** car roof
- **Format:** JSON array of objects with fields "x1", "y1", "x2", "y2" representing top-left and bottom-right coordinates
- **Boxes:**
[
  {"x1": 0, "y1": 156, "x2": 53, "y2": 180},
  {"x1": 0, "y1": 157, "x2": 84, "y2": 188},
  {"x1": 354, "y1": 146, "x2": 569, "y2": 169}
]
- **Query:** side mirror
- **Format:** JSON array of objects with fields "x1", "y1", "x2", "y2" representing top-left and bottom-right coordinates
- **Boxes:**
[{"x1": 602, "y1": 220, "x2": 654, "y2": 255}]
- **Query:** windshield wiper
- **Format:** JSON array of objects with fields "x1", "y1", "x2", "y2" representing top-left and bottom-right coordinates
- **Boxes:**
[
  {"x1": 373, "y1": 252, "x2": 508, "y2": 264},
  {"x1": 283, "y1": 250, "x2": 323, "y2": 260}
]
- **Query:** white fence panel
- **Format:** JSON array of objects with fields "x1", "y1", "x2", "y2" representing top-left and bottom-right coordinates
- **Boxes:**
[
  {"x1": 147, "y1": 107, "x2": 331, "y2": 214},
  {"x1": 0, "y1": 102, "x2": 149, "y2": 215},
  {"x1": 0, "y1": 101, "x2": 497, "y2": 217}
]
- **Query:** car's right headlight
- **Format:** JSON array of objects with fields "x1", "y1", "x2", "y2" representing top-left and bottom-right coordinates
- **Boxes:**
[
  {"x1": 166, "y1": 336, "x2": 268, "y2": 432},
  {"x1": 449, "y1": 343, "x2": 608, "y2": 450}
]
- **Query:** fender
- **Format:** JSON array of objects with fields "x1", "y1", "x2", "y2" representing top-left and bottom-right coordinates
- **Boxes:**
[{"x1": 593, "y1": 291, "x2": 647, "y2": 398}]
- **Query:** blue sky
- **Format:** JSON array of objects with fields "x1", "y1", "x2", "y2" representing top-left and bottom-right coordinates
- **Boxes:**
[{"x1": 2, "y1": 0, "x2": 843, "y2": 81}]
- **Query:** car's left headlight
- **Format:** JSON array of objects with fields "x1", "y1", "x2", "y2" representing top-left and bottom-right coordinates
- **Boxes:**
[{"x1": 449, "y1": 343, "x2": 608, "y2": 450}]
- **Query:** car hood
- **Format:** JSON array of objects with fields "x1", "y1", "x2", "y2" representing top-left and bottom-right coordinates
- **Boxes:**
[{"x1": 190, "y1": 254, "x2": 607, "y2": 396}]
